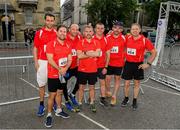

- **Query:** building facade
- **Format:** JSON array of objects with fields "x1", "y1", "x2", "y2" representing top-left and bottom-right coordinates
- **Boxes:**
[
  {"x1": 61, "y1": 0, "x2": 88, "y2": 30},
  {"x1": 0, "y1": 0, "x2": 60, "y2": 42}
]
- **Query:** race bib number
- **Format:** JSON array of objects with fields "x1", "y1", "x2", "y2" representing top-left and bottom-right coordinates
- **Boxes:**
[
  {"x1": 72, "y1": 49, "x2": 77, "y2": 56},
  {"x1": 44, "y1": 45, "x2": 47, "y2": 52},
  {"x1": 127, "y1": 48, "x2": 136, "y2": 56},
  {"x1": 111, "y1": 46, "x2": 119, "y2": 53},
  {"x1": 59, "y1": 57, "x2": 67, "y2": 67}
]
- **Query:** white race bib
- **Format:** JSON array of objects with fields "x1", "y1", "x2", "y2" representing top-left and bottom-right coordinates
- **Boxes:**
[
  {"x1": 127, "y1": 48, "x2": 136, "y2": 56},
  {"x1": 111, "y1": 46, "x2": 119, "y2": 53},
  {"x1": 72, "y1": 49, "x2": 77, "y2": 56},
  {"x1": 44, "y1": 45, "x2": 47, "y2": 52},
  {"x1": 59, "y1": 57, "x2": 67, "y2": 67}
]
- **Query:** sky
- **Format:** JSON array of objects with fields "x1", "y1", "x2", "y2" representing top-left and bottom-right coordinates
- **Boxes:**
[{"x1": 61, "y1": 0, "x2": 65, "y2": 6}]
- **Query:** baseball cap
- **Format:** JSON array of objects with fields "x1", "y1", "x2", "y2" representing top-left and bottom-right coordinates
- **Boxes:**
[{"x1": 112, "y1": 20, "x2": 123, "y2": 27}]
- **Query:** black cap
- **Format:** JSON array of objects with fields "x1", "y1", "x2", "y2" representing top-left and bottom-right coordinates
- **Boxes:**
[{"x1": 112, "y1": 20, "x2": 123, "y2": 27}]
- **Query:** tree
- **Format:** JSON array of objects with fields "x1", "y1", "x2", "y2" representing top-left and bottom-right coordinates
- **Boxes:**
[{"x1": 84, "y1": 0, "x2": 137, "y2": 31}]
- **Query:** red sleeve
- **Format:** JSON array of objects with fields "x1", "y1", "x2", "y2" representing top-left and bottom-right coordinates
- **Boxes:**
[
  {"x1": 145, "y1": 38, "x2": 154, "y2": 51},
  {"x1": 76, "y1": 40, "x2": 83, "y2": 51},
  {"x1": 33, "y1": 31, "x2": 40, "y2": 48},
  {"x1": 46, "y1": 41, "x2": 54, "y2": 54},
  {"x1": 106, "y1": 36, "x2": 112, "y2": 51}
]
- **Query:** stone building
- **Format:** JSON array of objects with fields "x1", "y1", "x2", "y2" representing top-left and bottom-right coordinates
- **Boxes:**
[{"x1": 0, "y1": 0, "x2": 60, "y2": 42}]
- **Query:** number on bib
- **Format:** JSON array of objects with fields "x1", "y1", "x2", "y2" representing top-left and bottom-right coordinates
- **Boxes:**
[
  {"x1": 72, "y1": 49, "x2": 77, "y2": 56},
  {"x1": 59, "y1": 58, "x2": 67, "y2": 67},
  {"x1": 127, "y1": 48, "x2": 136, "y2": 56},
  {"x1": 111, "y1": 46, "x2": 119, "y2": 53}
]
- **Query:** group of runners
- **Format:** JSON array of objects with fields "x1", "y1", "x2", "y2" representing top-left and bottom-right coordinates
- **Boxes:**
[{"x1": 33, "y1": 13, "x2": 157, "y2": 128}]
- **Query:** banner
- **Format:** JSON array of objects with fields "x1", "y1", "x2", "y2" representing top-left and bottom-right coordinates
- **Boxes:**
[{"x1": 152, "y1": 19, "x2": 167, "y2": 66}]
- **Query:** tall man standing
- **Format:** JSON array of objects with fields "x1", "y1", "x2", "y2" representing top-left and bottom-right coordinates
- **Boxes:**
[
  {"x1": 65, "y1": 24, "x2": 82, "y2": 111},
  {"x1": 106, "y1": 21, "x2": 126, "y2": 106},
  {"x1": 77, "y1": 25, "x2": 101, "y2": 112},
  {"x1": 45, "y1": 25, "x2": 72, "y2": 127},
  {"x1": 94, "y1": 23, "x2": 110, "y2": 106},
  {"x1": 33, "y1": 13, "x2": 57, "y2": 116}
]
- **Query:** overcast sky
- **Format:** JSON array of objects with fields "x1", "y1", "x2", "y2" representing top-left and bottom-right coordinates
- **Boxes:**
[{"x1": 61, "y1": 0, "x2": 65, "y2": 6}]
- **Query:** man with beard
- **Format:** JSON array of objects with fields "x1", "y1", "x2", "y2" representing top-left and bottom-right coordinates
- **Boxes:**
[
  {"x1": 45, "y1": 25, "x2": 72, "y2": 127},
  {"x1": 65, "y1": 24, "x2": 82, "y2": 112},
  {"x1": 33, "y1": 13, "x2": 57, "y2": 116},
  {"x1": 77, "y1": 25, "x2": 101, "y2": 112},
  {"x1": 106, "y1": 21, "x2": 126, "y2": 106}
]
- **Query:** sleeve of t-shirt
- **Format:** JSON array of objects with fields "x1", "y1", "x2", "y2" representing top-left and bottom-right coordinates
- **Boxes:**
[
  {"x1": 46, "y1": 41, "x2": 54, "y2": 55},
  {"x1": 33, "y1": 31, "x2": 40, "y2": 48},
  {"x1": 105, "y1": 36, "x2": 112, "y2": 51},
  {"x1": 76, "y1": 40, "x2": 83, "y2": 51},
  {"x1": 95, "y1": 40, "x2": 101, "y2": 50},
  {"x1": 145, "y1": 38, "x2": 155, "y2": 51}
]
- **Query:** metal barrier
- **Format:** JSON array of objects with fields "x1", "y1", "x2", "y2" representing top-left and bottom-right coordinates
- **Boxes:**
[
  {"x1": 0, "y1": 55, "x2": 38, "y2": 106},
  {"x1": 169, "y1": 44, "x2": 180, "y2": 66},
  {"x1": 0, "y1": 42, "x2": 32, "y2": 57}
]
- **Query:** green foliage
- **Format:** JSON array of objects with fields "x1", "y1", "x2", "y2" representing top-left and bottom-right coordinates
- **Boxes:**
[{"x1": 84, "y1": 0, "x2": 137, "y2": 30}]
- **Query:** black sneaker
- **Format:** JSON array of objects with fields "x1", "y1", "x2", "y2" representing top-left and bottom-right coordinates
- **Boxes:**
[
  {"x1": 45, "y1": 116, "x2": 52, "y2": 128},
  {"x1": 55, "y1": 109, "x2": 70, "y2": 118},
  {"x1": 132, "y1": 100, "x2": 138, "y2": 110},
  {"x1": 121, "y1": 97, "x2": 129, "y2": 107},
  {"x1": 99, "y1": 97, "x2": 108, "y2": 107},
  {"x1": 90, "y1": 103, "x2": 96, "y2": 113}
]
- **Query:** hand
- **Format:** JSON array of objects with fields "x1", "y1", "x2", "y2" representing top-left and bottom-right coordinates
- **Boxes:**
[
  {"x1": 138, "y1": 63, "x2": 150, "y2": 70},
  {"x1": 35, "y1": 62, "x2": 39, "y2": 71},
  {"x1": 59, "y1": 67, "x2": 67, "y2": 76},
  {"x1": 102, "y1": 68, "x2": 107, "y2": 75}
]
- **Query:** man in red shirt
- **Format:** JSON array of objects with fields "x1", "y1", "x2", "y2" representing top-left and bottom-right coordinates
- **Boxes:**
[
  {"x1": 77, "y1": 25, "x2": 101, "y2": 112},
  {"x1": 121, "y1": 23, "x2": 157, "y2": 110},
  {"x1": 33, "y1": 13, "x2": 56, "y2": 116},
  {"x1": 65, "y1": 24, "x2": 82, "y2": 112},
  {"x1": 106, "y1": 21, "x2": 126, "y2": 106},
  {"x1": 94, "y1": 22, "x2": 110, "y2": 107},
  {"x1": 45, "y1": 25, "x2": 72, "y2": 128}
]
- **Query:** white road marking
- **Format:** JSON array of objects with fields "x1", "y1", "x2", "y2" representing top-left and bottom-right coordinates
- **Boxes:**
[{"x1": 141, "y1": 84, "x2": 180, "y2": 96}]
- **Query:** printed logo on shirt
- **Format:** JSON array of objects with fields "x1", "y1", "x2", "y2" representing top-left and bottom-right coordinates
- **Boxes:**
[
  {"x1": 59, "y1": 57, "x2": 67, "y2": 67},
  {"x1": 127, "y1": 48, "x2": 136, "y2": 56},
  {"x1": 111, "y1": 46, "x2": 119, "y2": 53},
  {"x1": 72, "y1": 49, "x2": 77, "y2": 56}
]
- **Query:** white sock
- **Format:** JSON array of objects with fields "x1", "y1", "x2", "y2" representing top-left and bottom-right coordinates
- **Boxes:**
[
  {"x1": 56, "y1": 108, "x2": 62, "y2": 113},
  {"x1": 47, "y1": 112, "x2": 52, "y2": 117}
]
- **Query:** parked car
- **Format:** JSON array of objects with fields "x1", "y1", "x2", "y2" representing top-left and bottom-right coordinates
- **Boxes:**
[{"x1": 147, "y1": 31, "x2": 175, "y2": 46}]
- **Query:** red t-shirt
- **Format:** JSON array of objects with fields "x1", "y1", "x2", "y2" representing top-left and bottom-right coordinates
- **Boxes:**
[
  {"x1": 66, "y1": 34, "x2": 82, "y2": 69},
  {"x1": 106, "y1": 33, "x2": 126, "y2": 67},
  {"x1": 46, "y1": 39, "x2": 71, "y2": 78},
  {"x1": 34, "y1": 28, "x2": 57, "y2": 60},
  {"x1": 76, "y1": 38, "x2": 101, "y2": 73},
  {"x1": 125, "y1": 35, "x2": 154, "y2": 62},
  {"x1": 93, "y1": 35, "x2": 108, "y2": 68}
]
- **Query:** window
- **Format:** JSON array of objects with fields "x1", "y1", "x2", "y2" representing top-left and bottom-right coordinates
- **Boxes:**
[{"x1": 24, "y1": 7, "x2": 33, "y2": 25}]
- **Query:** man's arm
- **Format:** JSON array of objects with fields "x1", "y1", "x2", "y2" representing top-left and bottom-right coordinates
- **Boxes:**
[
  {"x1": 33, "y1": 46, "x2": 39, "y2": 71},
  {"x1": 46, "y1": 53, "x2": 60, "y2": 71},
  {"x1": 138, "y1": 48, "x2": 157, "y2": 69},
  {"x1": 60, "y1": 54, "x2": 72, "y2": 76},
  {"x1": 85, "y1": 49, "x2": 101, "y2": 57},
  {"x1": 77, "y1": 50, "x2": 89, "y2": 59}
]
